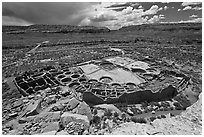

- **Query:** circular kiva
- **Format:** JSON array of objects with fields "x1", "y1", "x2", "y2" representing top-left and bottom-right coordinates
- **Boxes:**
[
  {"x1": 126, "y1": 82, "x2": 137, "y2": 89},
  {"x1": 71, "y1": 74, "x2": 80, "y2": 79},
  {"x1": 64, "y1": 71, "x2": 72, "y2": 75},
  {"x1": 146, "y1": 68, "x2": 157, "y2": 72},
  {"x1": 131, "y1": 67, "x2": 146, "y2": 73},
  {"x1": 111, "y1": 83, "x2": 122, "y2": 88},
  {"x1": 61, "y1": 77, "x2": 72, "y2": 83},
  {"x1": 49, "y1": 69, "x2": 58, "y2": 73},
  {"x1": 143, "y1": 73, "x2": 154, "y2": 80},
  {"x1": 99, "y1": 76, "x2": 113, "y2": 83},
  {"x1": 57, "y1": 74, "x2": 66, "y2": 79},
  {"x1": 88, "y1": 79, "x2": 98, "y2": 84},
  {"x1": 62, "y1": 68, "x2": 70, "y2": 72},
  {"x1": 79, "y1": 77, "x2": 87, "y2": 83},
  {"x1": 68, "y1": 82, "x2": 80, "y2": 88},
  {"x1": 100, "y1": 61, "x2": 113, "y2": 65}
]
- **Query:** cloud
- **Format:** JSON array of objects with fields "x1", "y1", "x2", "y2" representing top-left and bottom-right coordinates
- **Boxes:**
[
  {"x1": 89, "y1": 13, "x2": 117, "y2": 22},
  {"x1": 144, "y1": 5, "x2": 163, "y2": 15},
  {"x1": 183, "y1": 5, "x2": 202, "y2": 11},
  {"x1": 121, "y1": 6, "x2": 134, "y2": 15},
  {"x1": 148, "y1": 15, "x2": 164, "y2": 23},
  {"x1": 192, "y1": 6, "x2": 202, "y2": 10},
  {"x1": 164, "y1": 6, "x2": 168, "y2": 10},
  {"x1": 79, "y1": 3, "x2": 164, "y2": 30},
  {"x1": 138, "y1": 5, "x2": 143, "y2": 9},
  {"x1": 178, "y1": 9, "x2": 181, "y2": 11},
  {"x1": 159, "y1": 14, "x2": 165, "y2": 19},
  {"x1": 2, "y1": 16, "x2": 32, "y2": 26},
  {"x1": 181, "y1": 2, "x2": 202, "y2": 7},
  {"x1": 183, "y1": 6, "x2": 192, "y2": 10},
  {"x1": 2, "y1": 2, "x2": 97, "y2": 25},
  {"x1": 164, "y1": 17, "x2": 202, "y2": 24},
  {"x1": 106, "y1": 2, "x2": 136, "y2": 8},
  {"x1": 4, "y1": 2, "x2": 187, "y2": 30},
  {"x1": 189, "y1": 14, "x2": 198, "y2": 18},
  {"x1": 179, "y1": 18, "x2": 202, "y2": 23}
]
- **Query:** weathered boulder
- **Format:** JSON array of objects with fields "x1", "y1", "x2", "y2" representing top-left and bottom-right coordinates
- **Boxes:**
[
  {"x1": 41, "y1": 122, "x2": 59, "y2": 133},
  {"x1": 51, "y1": 103, "x2": 64, "y2": 111},
  {"x1": 38, "y1": 131, "x2": 56, "y2": 135},
  {"x1": 59, "y1": 86, "x2": 71, "y2": 97},
  {"x1": 32, "y1": 111, "x2": 61, "y2": 123},
  {"x1": 18, "y1": 117, "x2": 28, "y2": 124},
  {"x1": 26, "y1": 98, "x2": 42, "y2": 117},
  {"x1": 96, "y1": 109, "x2": 105, "y2": 118},
  {"x1": 12, "y1": 99, "x2": 23, "y2": 109},
  {"x1": 67, "y1": 98, "x2": 80, "y2": 110},
  {"x1": 75, "y1": 101, "x2": 93, "y2": 121},
  {"x1": 60, "y1": 112, "x2": 89, "y2": 129},
  {"x1": 56, "y1": 130, "x2": 69, "y2": 135},
  {"x1": 45, "y1": 95, "x2": 57, "y2": 105},
  {"x1": 8, "y1": 112, "x2": 18, "y2": 118}
]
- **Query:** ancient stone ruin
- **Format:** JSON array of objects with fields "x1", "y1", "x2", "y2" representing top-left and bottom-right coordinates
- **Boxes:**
[{"x1": 14, "y1": 56, "x2": 190, "y2": 105}]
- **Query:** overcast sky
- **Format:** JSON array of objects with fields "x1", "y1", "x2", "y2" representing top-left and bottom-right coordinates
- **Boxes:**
[{"x1": 2, "y1": 2, "x2": 202, "y2": 29}]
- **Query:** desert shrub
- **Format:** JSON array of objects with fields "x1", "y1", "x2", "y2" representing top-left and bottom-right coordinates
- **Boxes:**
[
  {"x1": 173, "y1": 102, "x2": 181, "y2": 108},
  {"x1": 104, "y1": 109, "x2": 112, "y2": 117},
  {"x1": 131, "y1": 117, "x2": 147, "y2": 123},
  {"x1": 149, "y1": 116, "x2": 157, "y2": 122},
  {"x1": 113, "y1": 112, "x2": 119, "y2": 118},
  {"x1": 93, "y1": 109, "x2": 98, "y2": 115},
  {"x1": 170, "y1": 113, "x2": 175, "y2": 117},
  {"x1": 141, "y1": 102, "x2": 148, "y2": 108},
  {"x1": 121, "y1": 113, "x2": 127, "y2": 121},
  {"x1": 157, "y1": 115, "x2": 161, "y2": 119},
  {"x1": 175, "y1": 106, "x2": 182, "y2": 110},
  {"x1": 161, "y1": 115, "x2": 166, "y2": 118},
  {"x1": 170, "y1": 107, "x2": 174, "y2": 110},
  {"x1": 92, "y1": 115, "x2": 101, "y2": 125}
]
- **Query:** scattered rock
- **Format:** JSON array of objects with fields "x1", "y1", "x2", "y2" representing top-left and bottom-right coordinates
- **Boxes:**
[
  {"x1": 67, "y1": 97, "x2": 80, "y2": 110},
  {"x1": 61, "y1": 112, "x2": 90, "y2": 129},
  {"x1": 12, "y1": 99, "x2": 23, "y2": 109},
  {"x1": 56, "y1": 130, "x2": 69, "y2": 135},
  {"x1": 32, "y1": 111, "x2": 61, "y2": 123},
  {"x1": 59, "y1": 86, "x2": 71, "y2": 97},
  {"x1": 127, "y1": 108, "x2": 134, "y2": 116},
  {"x1": 51, "y1": 103, "x2": 64, "y2": 111},
  {"x1": 45, "y1": 95, "x2": 57, "y2": 105},
  {"x1": 83, "y1": 129, "x2": 89, "y2": 135},
  {"x1": 96, "y1": 109, "x2": 105, "y2": 118},
  {"x1": 94, "y1": 104, "x2": 122, "y2": 117},
  {"x1": 18, "y1": 117, "x2": 28, "y2": 124},
  {"x1": 42, "y1": 122, "x2": 59, "y2": 133},
  {"x1": 8, "y1": 112, "x2": 18, "y2": 118},
  {"x1": 38, "y1": 131, "x2": 57, "y2": 135},
  {"x1": 28, "y1": 95, "x2": 34, "y2": 99}
]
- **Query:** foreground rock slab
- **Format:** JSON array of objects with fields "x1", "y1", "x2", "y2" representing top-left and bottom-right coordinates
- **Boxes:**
[{"x1": 60, "y1": 112, "x2": 90, "y2": 129}]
